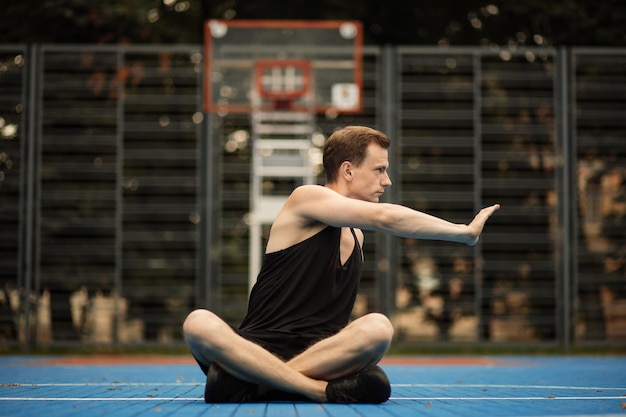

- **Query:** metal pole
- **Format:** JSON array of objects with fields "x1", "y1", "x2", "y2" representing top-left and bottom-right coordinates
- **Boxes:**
[
  {"x1": 113, "y1": 49, "x2": 125, "y2": 345},
  {"x1": 200, "y1": 78, "x2": 214, "y2": 310},
  {"x1": 23, "y1": 44, "x2": 40, "y2": 351},
  {"x1": 472, "y1": 51, "x2": 484, "y2": 341},
  {"x1": 207, "y1": 115, "x2": 221, "y2": 313},
  {"x1": 559, "y1": 47, "x2": 573, "y2": 353},
  {"x1": 16, "y1": 45, "x2": 28, "y2": 349},
  {"x1": 381, "y1": 45, "x2": 396, "y2": 317}
]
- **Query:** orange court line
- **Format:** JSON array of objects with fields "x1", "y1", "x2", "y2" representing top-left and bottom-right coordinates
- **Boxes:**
[{"x1": 27, "y1": 355, "x2": 517, "y2": 366}]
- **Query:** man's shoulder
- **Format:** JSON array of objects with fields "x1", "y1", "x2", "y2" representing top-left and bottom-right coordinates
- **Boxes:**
[
  {"x1": 283, "y1": 185, "x2": 329, "y2": 223},
  {"x1": 289, "y1": 184, "x2": 340, "y2": 201},
  {"x1": 266, "y1": 186, "x2": 330, "y2": 252},
  {"x1": 291, "y1": 184, "x2": 326, "y2": 194}
]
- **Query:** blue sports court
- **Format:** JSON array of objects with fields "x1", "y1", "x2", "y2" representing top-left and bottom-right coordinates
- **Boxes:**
[{"x1": 1, "y1": 355, "x2": 624, "y2": 417}]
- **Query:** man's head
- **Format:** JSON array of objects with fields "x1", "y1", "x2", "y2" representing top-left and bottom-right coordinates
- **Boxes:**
[{"x1": 323, "y1": 126, "x2": 391, "y2": 184}]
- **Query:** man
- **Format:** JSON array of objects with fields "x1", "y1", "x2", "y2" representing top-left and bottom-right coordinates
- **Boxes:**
[{"x1": 183, "y1": 126, "x2": 500, "y2": 403}]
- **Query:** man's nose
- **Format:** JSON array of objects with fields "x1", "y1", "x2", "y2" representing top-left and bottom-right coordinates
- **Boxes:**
[{"x1": 383, "y1": 173, "x2": 392, "y2": 187}]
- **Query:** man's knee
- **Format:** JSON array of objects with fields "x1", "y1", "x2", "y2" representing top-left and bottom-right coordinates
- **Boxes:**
[
  {"x1": 183, "y1": 309, "x2": 225, "y2": 343},
  {"x1": 368, "y1": 313, "x2": 394, "y2": 341},
  {"x1": 360, "y1": 313, "x2": 394, "y2": 350}
]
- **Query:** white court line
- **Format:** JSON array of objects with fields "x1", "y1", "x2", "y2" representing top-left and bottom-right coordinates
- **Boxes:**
[
  {"x1": 0, "y1": 397, "x2": 202, "y2": 401},
  {"x1": 1, "y1": 382, "x2": 201, "y2": 387},
  {"x1": 3, "y1": 383, "x2": 625, "y2": 390},
  {"x1": 2, "y1": 383, "x2": 624, "y2": 403},
  {"x1": 393, "y1": 384, "x2": 626, "y2": 391},
  {"x1": 0, "y1": 396, "x2": 625, "y2": 402},
  {"x1": 389, "y1": 396, "x2": 626, "y2": 401}
]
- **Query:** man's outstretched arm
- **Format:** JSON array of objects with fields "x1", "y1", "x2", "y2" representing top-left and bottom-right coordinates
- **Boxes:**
[
  {"x1": 370, "y1": 202, "x2": 500, "y2": 245},
  {"x1": 289, "y1": 185, "x2": 500, "y2": 245}
]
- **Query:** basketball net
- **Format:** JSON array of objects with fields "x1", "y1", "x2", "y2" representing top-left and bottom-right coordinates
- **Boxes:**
[{"x1": 254, "y1": 60, "x2": 312, "y2": 111}]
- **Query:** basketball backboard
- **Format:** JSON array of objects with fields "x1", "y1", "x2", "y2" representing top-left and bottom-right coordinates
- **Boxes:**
[{"x1": 203, "y1": 20, "x2": 363, "y2": 114}]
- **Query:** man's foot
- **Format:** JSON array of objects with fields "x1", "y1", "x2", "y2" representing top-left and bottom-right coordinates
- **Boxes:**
[
  {"x1": 204, "y1": 363, "x2": 258, "y2": 403},
  {"x1": 325, "y1": 365, "x2": 391, "y2": 404}
]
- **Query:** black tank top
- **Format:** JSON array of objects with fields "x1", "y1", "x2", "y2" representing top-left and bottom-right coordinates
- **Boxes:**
[{"x1": 238, "y1": 226, "x2": 363, "y2": 359}]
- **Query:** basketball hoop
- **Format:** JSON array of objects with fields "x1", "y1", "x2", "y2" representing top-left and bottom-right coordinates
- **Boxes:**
[
  {"x1": 204, "y1": 19, "x2": 363, "y2": 114},
  {"x1": 255, "y1": 60, "x2": 311, "y2": 111}
]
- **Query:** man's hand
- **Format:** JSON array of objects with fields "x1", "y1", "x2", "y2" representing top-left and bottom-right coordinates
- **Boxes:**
[{"x1": 465, "y1": 204, "x2": 500, "y2": 246}]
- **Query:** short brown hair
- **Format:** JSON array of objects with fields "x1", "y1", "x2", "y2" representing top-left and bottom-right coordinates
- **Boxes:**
[{"x1": 323, "y1": 126, "x2": 391, "y2": 184}]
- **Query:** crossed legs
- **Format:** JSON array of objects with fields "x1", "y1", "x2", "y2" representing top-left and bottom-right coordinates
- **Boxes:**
[{"x1": 182, "y1": 309, "x2": 394, "y2": 402}]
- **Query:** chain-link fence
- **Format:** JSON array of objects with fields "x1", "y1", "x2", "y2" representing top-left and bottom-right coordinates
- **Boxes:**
[{"x1": 0, "y1": 44, "x2": 624, "y2": 350}]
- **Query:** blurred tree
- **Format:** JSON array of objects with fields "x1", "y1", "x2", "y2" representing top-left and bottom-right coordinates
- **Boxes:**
[
  {"x1": 1, "y1": 0, "x2": 203, "y2": 43},
  {"x1": 2, "y1": 0, "x2": 625, "y2": 46}
]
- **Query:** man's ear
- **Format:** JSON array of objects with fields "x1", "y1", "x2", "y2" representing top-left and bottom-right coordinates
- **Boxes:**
[{"x1": 340, "y1": 161, "x2": 353, "y2": 181}]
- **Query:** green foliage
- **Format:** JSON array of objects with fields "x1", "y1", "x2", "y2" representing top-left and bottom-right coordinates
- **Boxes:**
[
  {"x1": 1, "y1": 0, "x2": 203, "y2": 43},
  {"x1": 1, "y1": 0, "x2": 624, "y2": 46}
]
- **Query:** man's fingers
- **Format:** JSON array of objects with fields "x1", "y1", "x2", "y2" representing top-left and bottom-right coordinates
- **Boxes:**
[
  {"x1": 466, "y1": 204, "x2": 500, "y2": 246},
  {"x1": 483, "y1": 204, "x2": 500, "y2": 215}
]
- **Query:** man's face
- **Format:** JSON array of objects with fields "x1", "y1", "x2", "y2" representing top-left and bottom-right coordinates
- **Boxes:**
[{"x1": 348, "y1": 143, "x2": 392, "y2": 202}]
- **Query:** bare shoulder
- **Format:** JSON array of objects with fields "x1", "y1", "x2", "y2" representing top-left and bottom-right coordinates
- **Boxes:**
[
  {"x1": 265, "y1": 185, "x2": 329, "y2": 252},
  {"x1": 285, "y1": 185, "x2": 354, "y2": 221},
  {"x1": 288, "y1": 184, "x2": 333, "y2": 201},
  {"x1": 285, "y1": 184, "x2": 385, "y2": 229},
  {"x1": 275, "y1": 184, "x2": 334, "y2": 228}
]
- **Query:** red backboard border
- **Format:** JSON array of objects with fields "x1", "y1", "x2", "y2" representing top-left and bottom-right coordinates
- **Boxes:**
[{"x1": 203, "y1": 19, "x2": 363, "y2": 114}]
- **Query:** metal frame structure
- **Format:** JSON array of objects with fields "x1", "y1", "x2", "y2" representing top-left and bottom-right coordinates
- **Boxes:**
[{"x1": 0, "y1": 44, "x2": 624, "y2": 351}]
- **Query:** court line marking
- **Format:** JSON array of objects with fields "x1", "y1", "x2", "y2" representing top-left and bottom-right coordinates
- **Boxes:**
[
  {"x1": 1, "y1": 382, "x2": 201, "y2": 387},
  {"x1": 0, "y1": 396, "x2": 625, "y2": 402},
  {"x1": 3, "y1": 383, "x2": 625, "y2": 390},
  {"x1": 390, "y1": 396, "x2": 626, "y2": 401},
  {"x1": 0, "y1": 397, "x2": 200, "y2": 401},
  {"x1": 394, "y1": 384, "x2": 626, "y2": 390}
]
